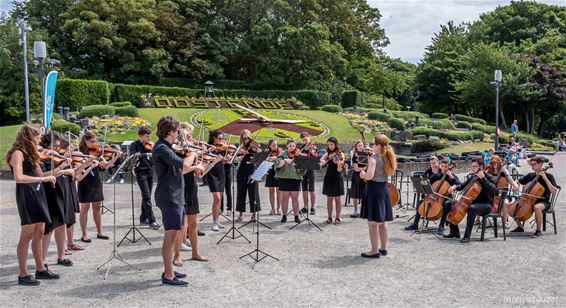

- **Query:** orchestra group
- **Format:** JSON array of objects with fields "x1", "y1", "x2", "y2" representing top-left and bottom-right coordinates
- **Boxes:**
[{"x1": 6, "y1": 115, "x2": 559, "y2": 286}]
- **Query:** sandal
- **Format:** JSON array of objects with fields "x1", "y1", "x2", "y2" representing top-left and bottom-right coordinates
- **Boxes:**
[
  {"x1": 68, "y1": 244, "x2": 85, "y2": 251},
  {"x1": 235, "y1": 216, "x2": 243, "y2": 222},
  {"x1": 334, "y1": 218, "x2": 341, "y2": 225},
  {"x1": 324, "y1": 217, "x2": 333, "y2": 225},
  {"x1": 64, "y1": 249, "x2": 72, "y2": 256},
  {"x1": 173, "y1": 259, "x2": 183, "y2": 267}
]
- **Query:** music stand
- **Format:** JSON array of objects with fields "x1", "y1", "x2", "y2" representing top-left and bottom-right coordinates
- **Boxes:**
[
  {"x1": 118, "y1": 154, "x2": 151, "y2": 247},
  {"x1": 239, "y1": 157, "x2": 273, "y2": 231},
  {"x1": 410, "y1": 176, "x2": 439, "y2": 238},
  {"x1": 218, "y1": 144, "x2": 251, "y2": 245},
  {"x1": 290, "y1": 156, "x2": 322, "y2": 231},
  {"x1": 97, "y1": 154, "x2": 141, "y2": 279}
]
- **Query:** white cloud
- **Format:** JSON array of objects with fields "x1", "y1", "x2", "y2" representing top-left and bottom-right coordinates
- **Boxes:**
[{"x1": 369, "y1": 0, "x2": 565, "y2": 64}]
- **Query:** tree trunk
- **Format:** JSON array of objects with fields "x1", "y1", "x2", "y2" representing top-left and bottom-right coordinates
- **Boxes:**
[
  {"x1": 499, "y1": 106, "x2": 508, "y2": 129},
  {"x1": 530, "y1": 107, "x2": 536, "y2": 134},
  {"x1": 524, "y1": 110, "x2": 530, "y2": 135}
]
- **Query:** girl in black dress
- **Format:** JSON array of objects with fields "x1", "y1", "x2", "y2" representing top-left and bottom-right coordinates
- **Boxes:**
[
  {"x1": 58, "y1": 138, "x2": 95, "y2": 253},
  {"x1": 320, "y1": 137, "x2": 345, "y2": 225},
  {"x1": 7, "y1": 125, "x2": 59, "y2": 285},
  {"x1": 207, "y1": 130, "x2": 228, "y2": 231},
  {"x1": 359, "y1": 134, "x2": 397, "y2": 258},
  {"x1": 265, "y1": 139, "x2": 282, "y2": 215},
  {"x1": 235, "y1": 130, "x2": 261, "y2": 222},
  {"x1": 350, "y1": 141, "x2": 369, "y2": 218},
  {"x1": 173, "y1": 123, "x2": 208, "y2": 266},
  {"x1": 40, "y1": 132, "x2": 76, "y2": 267},
  {"x1": 78, "y1": 131, "x2": 119, "y2": 242}
]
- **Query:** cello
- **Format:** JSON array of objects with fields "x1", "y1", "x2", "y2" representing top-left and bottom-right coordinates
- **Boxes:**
[
  {"x1": 417, "y1": 173, "x2": 452, "y2": 221},
  {"x1": 447, "y1": 174, "x2": 482, "y2": 225},
  {"x1": 486, "y1": 157, "x2": 510, "y2": 213},
  {"x1": 512, "y1": 162, "x2": 553, "y2": 221}
]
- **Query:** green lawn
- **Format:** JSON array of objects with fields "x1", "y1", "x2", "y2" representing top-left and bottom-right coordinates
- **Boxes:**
[
  {"x1": 1, "y1": 124, "x2": 23, "y2": 170},
  {"x1": 436, "y1": 142, "x2": 494, "y2": 154}
]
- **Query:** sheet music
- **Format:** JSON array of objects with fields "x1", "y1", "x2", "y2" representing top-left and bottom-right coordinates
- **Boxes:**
[{"x1": 250, "y1": 161, "x2": 274, "y2": 182}]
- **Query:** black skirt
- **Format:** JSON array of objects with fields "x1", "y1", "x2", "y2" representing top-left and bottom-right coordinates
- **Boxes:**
[
  {"x1": 78, "y1": 167, "x2": 104, "y2": 203},
  {"x1": 361, "y1": 181, "x2": 393, "y2": 222},
  {"x1": 206, "y1": 162, "x2": 226, "y2": 193},
  {"x1": 13, "y1": 160, "x2": 51, "y2": 226},
  {"x1": 322, "y1": 161, "x2": 344, "y2": 196},
  {"x1": 43, "y1": 170, "x2": 67, "y2": 233},
  {"x1": 265, "y1": 168, "x2": 279, "y2": 187},
  {"x1": 60, "y1": 175, "x2": 77, "y2": 225},
  {"x1": 350, "y1": 171, "x2": 366, "y2": 199},
  {"x1": 184, "y1": 172, "x2": 199, "y2": 215},
  {"x1": 279, "y1": 178, "x2": 301, "y2": 192}
]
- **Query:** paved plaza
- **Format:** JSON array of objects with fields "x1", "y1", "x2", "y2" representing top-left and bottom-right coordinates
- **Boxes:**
[{"x1": 0, "y1": 154, "x2": 565, "y2": 307}]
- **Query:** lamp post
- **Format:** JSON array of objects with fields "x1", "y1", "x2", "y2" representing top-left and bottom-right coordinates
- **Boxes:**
[
  {"x1": 17, "y1": 20, "x2": 31, "y2": 122},
  {"x1": 492, "y1": 70, "x2": 502, "y2": 150},
  {"x1": 32, "y1": 41, "x2": 60, "y2": 126}
]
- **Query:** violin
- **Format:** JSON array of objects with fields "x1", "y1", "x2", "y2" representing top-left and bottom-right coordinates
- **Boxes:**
[
  {"x1": 87, "y1": 143, "x2": 121, "y2": 160},
  {"x1": 214, "y1": 141, "x2": 238, "y2": 155},
  {"x1": 39, "y1": 150, "x2": 67, "y2": 164},
  {"x1": 143, "y1": 141, "x2": 154, "y2": 152},
  {"x1": 287, "y1": 148, "x2": 302, "y2": 159},
  {"x1": 513, "y1": 163, "x2": 553, "y2": 221},
  {"x1": 266, "y1": 147, "x2": 283, "y2": 162}
]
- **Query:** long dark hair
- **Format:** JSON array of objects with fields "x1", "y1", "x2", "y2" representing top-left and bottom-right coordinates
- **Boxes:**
[
  {"x1": 208, "y1": 130, "x2": 223, "y2": 145},
  {"x1": 79, "y1": 131, "x2": 97, "y2": 153},
  {"x1": 41, "y1": 131, "x2": 61, "y2": 148},
  {"x1": 326, "y1": 136, "x2": 340, "y2": 153},
  {"x1": 6, "y1": 124, "x2": 41, "y2": 167}
]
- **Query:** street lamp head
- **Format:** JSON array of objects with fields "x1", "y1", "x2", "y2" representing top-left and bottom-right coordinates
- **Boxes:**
[
  {"x1": 47, "y1": 59, "x2": 61, "y2": 67},
  {"x1": 33, "y1": 41, "x2": 47, "y2": 59},
  {"x1": 494, "y1": 69, "x2": 502, "y2": 82}
]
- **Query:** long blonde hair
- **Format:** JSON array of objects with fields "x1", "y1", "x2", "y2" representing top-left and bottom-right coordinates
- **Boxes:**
[
  {"x1": 6, "y1": 124, "x2": 41, "y2": 167},
  {"x1": 374, "y1": 134, "x2": 397, "y2": 177}
]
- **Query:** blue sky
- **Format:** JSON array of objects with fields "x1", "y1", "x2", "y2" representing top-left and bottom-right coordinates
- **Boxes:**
[{"x1": 2, "y1": 0, "x2": 564, "y2": 64}]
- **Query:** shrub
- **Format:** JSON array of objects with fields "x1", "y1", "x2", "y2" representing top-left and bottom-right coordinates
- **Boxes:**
[
  {"x1": 432, "y1": 112, "x2": 449, "y2": 119},
  {"x1": 456, "y1": 121, "x2": 472, "y2": 129},
  {"x1": 114, "y1": 84, "x2": 202, "y2": 107},
  {"x1": 446, "y1": 130, "x2": 472, "y2": 141},
  {"x1": 410, "y1": 127, "x2": 447, "y2": 139},
  {"x1": 418, "y1": 118, "x2": 455, "y2": 129},
  {"x1": 391, "y1": 110, "x2": 429, "y2": 120},
  {"x1": 56, "y1": 79, "x2": 112, "y2": 111},
  {"x1": 470, "y1": 130, "x2": 485, "y2": 140},
  {"x1": 50, "y1": 120, "x2": 81, "y2": 135},
  {"x1": 114, "y1": 105, "x2": 139, "y2": 117},
  {"x1": 455, "y1": 114, "x2": 487, "y2": 125},
  {"x1": 320, "y1": 104, "x2": 343, "y2": 113},
  {"x1": 471, "y1": 123, "x2": 496, "y2": 134},
  {"x1": 411, "y1": 139, "x2": 447, "y2": 153},
  {"x1": 109, "y1": 101, "x2": 132, "y2": 107},
  {"x1": 341, "y1": 90, "x2": 366, "y2": 108},
  {"x1": 515, "y1": 132, "x2": 537, "y2": 146},
  {"x1": 78, "y1": 105, "x2": 115, "y2": 119},
  {"x1": 368, "y1": 111, "x2": 391, "y2": 121},
  {"x1": 388, "y1": 117, "x2": 405, "y2": 131}
]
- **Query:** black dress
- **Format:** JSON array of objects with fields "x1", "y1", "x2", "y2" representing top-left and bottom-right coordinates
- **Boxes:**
[
  {"x1": 77, "y1": 166, "x2": 104, "y2": 203},
  {"x1": 184, "y1": 171, "x2": 199, "y2": 215},
  {"x1": 12, "y1": 158, "x2": 51, "y2": 225},
  {"x1": 361, "y1": 155, "x2": 393, "y2": 222},
  {"x1": 206, "y1": 153, "x2": 226, "y2": 193},
  {"x1": 322, "y1": 158, "x2": 345, "y2": 197},
  {"x1": 350, "y1": 152, "x2": 367, "y2": 199},
  {"x1": 60, "y1": 173, "x2": 78, "y2": 226},
  {"x1": 42, "y1": 161, "x2": 67, "y2": 233},
  {"x1": 236, "y1": 153, "x2": 260, "y2": 213},
  {"x1": 265, "y1": 151, "x2": 279, "y2": 188}
]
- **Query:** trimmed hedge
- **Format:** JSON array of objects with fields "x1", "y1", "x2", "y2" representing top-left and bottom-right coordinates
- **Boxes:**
[
  {"x1": 411, "y1": 139, "x2": 447, "y2": 153},
  {"x1": 391, "y1": 110, "x2": 429, "y2": 120},
  {"x1": 418, "y1": 118, "x2": 455, "y2": 130},
  {"x1": 320, "y1": 104, "x2": 343, "y2": 113},
  {"x1": 455, "y1": 114, "x2": 487, "y2": 125},
  {"x1": 341, "y1": 90, "x2": 366, "y2": 108},
  {"x1": 56, "y1": 79, "x2": 112, "y2": 111},
  {"x1": 51, "y1": 120, "x2": 81, "y2": 135},
  {"x1": 78, "y1": 105, "x2": 115, "y2": 119},
  {"x1": 410, "y1": 127, "x2": 479, "y2": 141},
  {"x1": 114, "y1": 105, "x2": 139, "y2": 117},
  {"x1": 109, "y1": 101, "x2": 132, "y2": 107},
  {"x1": 471, "y1": 123, "x2": 496, "y2": 134},
  {"x1": 388, "y1": 117, "x2": 405, "y2": 131},
  {"x1": 432, "y1": 112, "x2": 449, "y2": 119},
  {"x1": 470, "y1": 130, "x2": 485, "y2": 140},
  {"x1": 367, "y1": 111, "x2": 391, "y2": 121},
  {"x1": 114, "y1": 84, "x2": 333, "y2": 109},
  {"x1": 456, "y1": 121, "x2": 472, "y2": 129}
]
